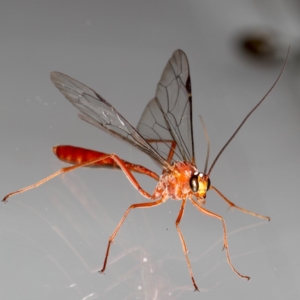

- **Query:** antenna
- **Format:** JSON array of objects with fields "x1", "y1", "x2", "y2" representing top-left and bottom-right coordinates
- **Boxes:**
[{"x1": 207, "y1": 47, "x2": 290, "y2": 176}]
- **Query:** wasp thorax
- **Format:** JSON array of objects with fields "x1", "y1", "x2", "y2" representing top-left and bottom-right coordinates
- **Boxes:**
[{"x1": 189, "y1": 172, "x2": 210, "y2": 198}]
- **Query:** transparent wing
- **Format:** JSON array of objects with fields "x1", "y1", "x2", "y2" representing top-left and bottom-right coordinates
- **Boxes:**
[
  {"x1": 137, "y1": 49, "x2": 195, "y2": 164},
  {"x1": 50, "y1": 72, "x2": 169, "y2": 169}
]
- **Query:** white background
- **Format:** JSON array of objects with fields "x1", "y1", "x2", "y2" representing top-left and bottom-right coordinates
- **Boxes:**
[{"x1": 0, "y1": 1, "x2": 300, "y2": 299}]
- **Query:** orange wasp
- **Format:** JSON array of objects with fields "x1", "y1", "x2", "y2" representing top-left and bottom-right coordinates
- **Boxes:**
[{"x1": 3, "y1": 49, "x2": 287, "y2": 291}]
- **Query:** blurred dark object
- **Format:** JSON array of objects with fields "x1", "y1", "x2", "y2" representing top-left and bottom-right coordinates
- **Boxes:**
[
  {"x1": 236, "y1": 28, "x2": 300, "y2": 66},
  {"x1": 236, "y1": 29, "x2": 282, "y2": 63},
  {"x1": 235, "y1": 27, "x2": 300, "y2": 99},
  {"x1": 241, "y1": 31, "x2": 277, "y2": 60}
]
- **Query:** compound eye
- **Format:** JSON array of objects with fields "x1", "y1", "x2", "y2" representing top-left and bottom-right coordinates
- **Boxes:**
[
  {"x1": 189, "y1": 174, "x2": 199, "y2": 192},
  {"x1": 207, "y1": 178, "x2": 211, "y2": 190}
]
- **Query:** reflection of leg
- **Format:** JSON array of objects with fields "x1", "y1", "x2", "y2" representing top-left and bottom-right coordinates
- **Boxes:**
[
  {"x1": 175, "y1": 199, "x2": 199, "y2": 291},
  {"x1": 190, "y1": 199, "x2": 250, "y2": 281},
  {"x1": 100, "y1": 198, "x2": 165, "y2": 273},
  {"x1": 210, "y1": 185, "x2": 270, "y2": 221}
]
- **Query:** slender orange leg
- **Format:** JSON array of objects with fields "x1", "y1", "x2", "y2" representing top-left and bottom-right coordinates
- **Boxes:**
[
  {"x1": 146, "y1": 139, "x2": 177, "y2": 164},
  {"x1": 190, "y1": 199, "x2": 250, "y2": 281},
  {"x1": 175, "y1": 198, "x2": 199, "y2": 291},
  {"x1": 210, "y1": 185, "x2": 270, "y2": 221},
  {"x1": 100, "y1": 198, "x2": 166, "y2": 273},
  {"x1": 3, "y1": 154, "x2": 154, "y2": 202}
]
